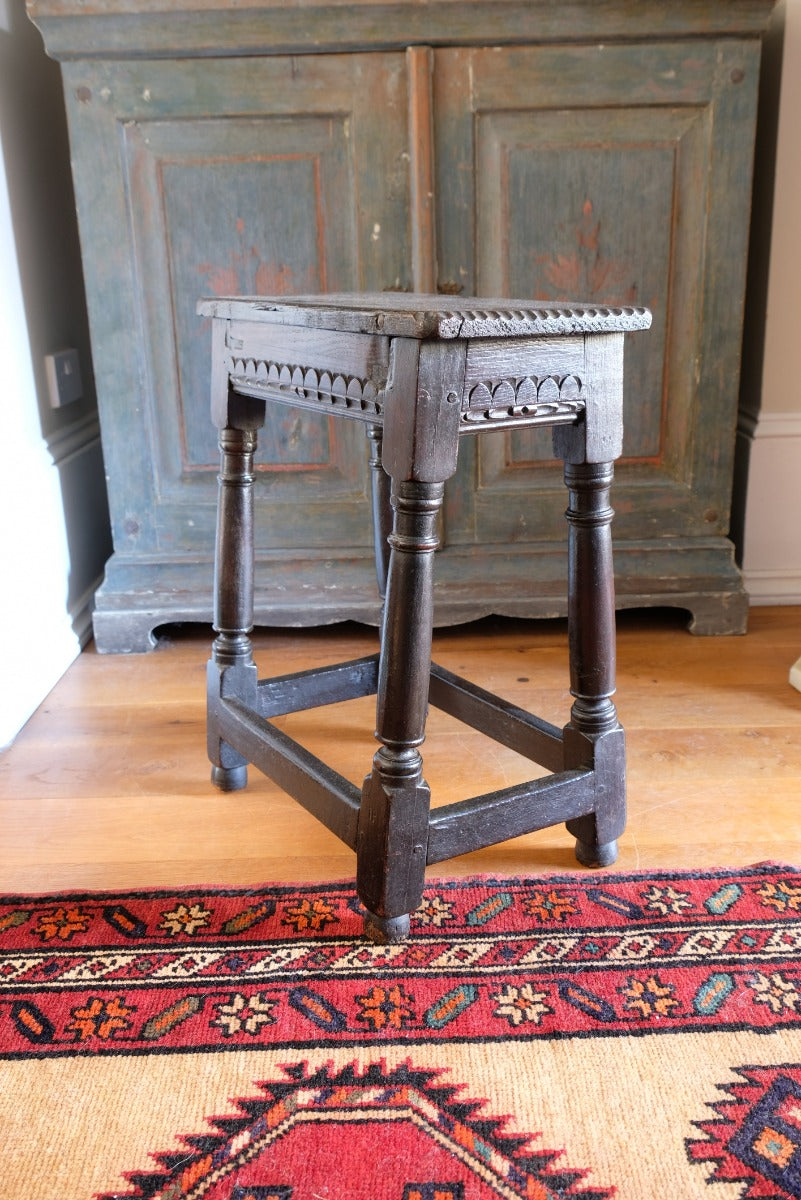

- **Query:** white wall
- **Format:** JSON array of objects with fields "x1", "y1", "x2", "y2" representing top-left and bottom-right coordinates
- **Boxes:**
[
  {"x1": 0, "y1": 0, "x2": 110, "y2": 747},
  {"x1": 743, "y1": 415, "x2": 801, "y2": 603},
  {"x1": 0, "y1": 139, "x2": 76, "y2": 746},
  {"x1": 742, "y1": 0, "x2": 801, "y2": 601}
]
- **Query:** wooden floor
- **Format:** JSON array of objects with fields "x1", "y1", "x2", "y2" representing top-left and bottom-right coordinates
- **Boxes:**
[{"x1": 1, "y1": 606, "x2": 799, "y2": 894}]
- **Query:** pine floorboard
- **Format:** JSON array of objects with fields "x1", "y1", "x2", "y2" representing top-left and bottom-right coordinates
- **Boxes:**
[{"x1": 1, "y1": 606, "x2": 799, "y2": 893}]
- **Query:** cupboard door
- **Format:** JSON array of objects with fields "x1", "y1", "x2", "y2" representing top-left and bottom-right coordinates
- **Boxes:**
[
  {"x1": 62, "y1": 53, "x2": 412, "y2": 565},
  {"x1": 434, "y1": 41, "x2": 759, "y2": 553}
]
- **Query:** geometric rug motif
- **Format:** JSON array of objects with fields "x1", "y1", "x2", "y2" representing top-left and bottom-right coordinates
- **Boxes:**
[
  {"x1": 104, "y1": 1060, "x2": 614, "y2": 1200},
  {"x1": 687, "y1": 1064, "x2": 801, "y2": 1198},
  {"x1": 3, "y1": 865, "x2": 801, "y2": 1198},
  {"x1": 2, "y1": 864, "x2": 800, "y2": 1059}
]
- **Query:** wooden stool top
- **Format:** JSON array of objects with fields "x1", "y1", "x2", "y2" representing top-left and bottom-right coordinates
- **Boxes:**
[
  {"x1": 200, "y1": 292, "x2": 651, "y2": 478},
  {"x1": 199, "y1": 292, "x2": 652, "y2": 340}
]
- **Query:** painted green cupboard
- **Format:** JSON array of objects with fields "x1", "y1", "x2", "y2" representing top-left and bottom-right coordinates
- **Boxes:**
[{"x1": 27, "y1": 0, "x2": 775, "y2": 650}]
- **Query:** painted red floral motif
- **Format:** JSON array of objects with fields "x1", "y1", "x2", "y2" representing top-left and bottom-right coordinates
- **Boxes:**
[
  {"x1": 197, "y1": 218, "x2": 312, "y2": 297},
  {"x1": 533, "y1": 199, "x2": 638, "y2": 303}
]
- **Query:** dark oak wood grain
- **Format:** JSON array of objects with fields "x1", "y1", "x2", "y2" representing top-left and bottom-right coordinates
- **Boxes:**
[{"x1": 206, "y1": 293, "x2": 646, "y2": 938}]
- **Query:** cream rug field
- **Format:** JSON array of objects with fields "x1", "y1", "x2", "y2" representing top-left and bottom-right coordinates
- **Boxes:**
[{"x1": 2, "y1": 865, "x2": 799, "y2": 1198}]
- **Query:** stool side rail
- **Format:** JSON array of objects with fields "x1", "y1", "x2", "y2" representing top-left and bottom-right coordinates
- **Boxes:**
[
  {"x1": 428, "y1": 663, "x2": 564, "y2": 772},
  {"x1": 228, "y1": 377, "x2": 385, "y2": 425},
  {"x1": 215, "y1": 696, "x2": 361, "y2": 850},
  {"x1": 426, "y1": 768, "x2": 596, "y2": 865},
  {"x1": 458, "y1": 410, "x2": 582, "y2": 435},
  {"x1": 257, "y1": 654, "x2": 380, "y2": 718}
]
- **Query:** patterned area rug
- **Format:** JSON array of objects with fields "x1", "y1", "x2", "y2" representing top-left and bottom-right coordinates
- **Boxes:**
[{"x1": 2, "y1": 864, "x2": 801, "y2": 1198}]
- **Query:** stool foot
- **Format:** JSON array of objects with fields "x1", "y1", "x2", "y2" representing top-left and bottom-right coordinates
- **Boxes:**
[
  {"x1": 363, "y1": 911, "x2": 411, "y2": 944},
  {"x1": 211, "y1": 764, "x2": 248, "y2": 792},
  {"x1": 574, "y1": 837, "x2": 618, "y2": 869}
]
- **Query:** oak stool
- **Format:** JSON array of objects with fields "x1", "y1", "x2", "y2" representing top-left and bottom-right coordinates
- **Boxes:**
[{"x1": 200, "y1": 294, "x2": 651, "y2": 942}]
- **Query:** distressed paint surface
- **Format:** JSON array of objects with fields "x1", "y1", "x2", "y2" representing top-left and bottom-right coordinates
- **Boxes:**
[
  {"x1": 25, "y1": 2, "x2": 773, "y2": 647},
  {"x1": 436, "y1": 39, "x2": 760, "y2": 555}
]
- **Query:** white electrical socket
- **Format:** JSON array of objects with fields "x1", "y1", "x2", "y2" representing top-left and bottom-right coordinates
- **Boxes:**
[{"x1": 45, "y1": 348, "x2": 83, "y2": 408}]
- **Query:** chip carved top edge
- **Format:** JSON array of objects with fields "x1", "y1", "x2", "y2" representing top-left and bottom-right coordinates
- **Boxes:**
[
  {"x1": 438, "y1": 303, "x2": 652, "y2": 339},
  {"x1": 203, "y1": 294, "x2": 652, "y2": 340}
]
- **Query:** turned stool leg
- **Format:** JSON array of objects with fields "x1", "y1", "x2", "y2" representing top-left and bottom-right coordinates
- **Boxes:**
[
  {"x1": 562, "y1": 460, "x2": 625, "y2": 867},
  {"x1": 208, "y1": 425, "x2": 259, "y2": 793},
  {"x1": 357, "y1": 479, "x2": 444, "y2": 942}
]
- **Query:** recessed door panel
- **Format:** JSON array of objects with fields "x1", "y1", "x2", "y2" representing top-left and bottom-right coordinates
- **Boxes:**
[
  {"x1": 64, "y1": 53, "x2": 411, "y2": 554},
  {"x1": 435, "y1": 41, "x2": 758, "y2": 545}
]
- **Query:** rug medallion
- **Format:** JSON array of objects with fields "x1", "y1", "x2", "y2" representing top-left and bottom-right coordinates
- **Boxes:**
[{"x1": 1, "y1": 865, "x2": 799, "y2": 1198}]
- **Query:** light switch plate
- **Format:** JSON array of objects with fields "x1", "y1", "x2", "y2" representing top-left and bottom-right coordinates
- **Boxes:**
[{"x1": 45, "y1": 348, "x2": 83, "y2": 408}]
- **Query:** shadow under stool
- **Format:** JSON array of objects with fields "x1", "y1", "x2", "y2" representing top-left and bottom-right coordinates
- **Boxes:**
[{"x1": 199, "y1": 293, "x2": 651, "y2": 942}]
